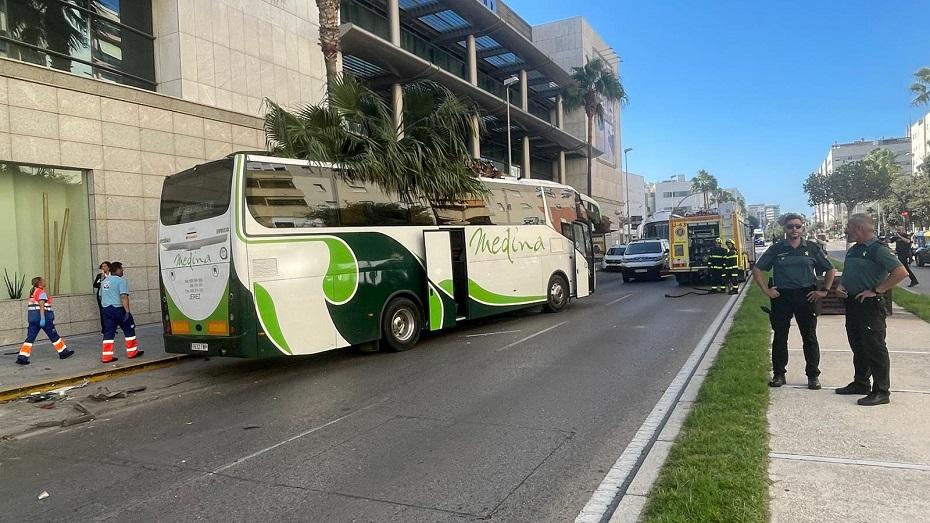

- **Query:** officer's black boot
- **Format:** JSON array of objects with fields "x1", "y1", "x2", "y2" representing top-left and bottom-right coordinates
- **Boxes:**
[
  {"x1": 857, "y1": 392, "x2": 890, "y2": 406},
  {"x1": 768, "y1": 374, "x2": 786, "y2": 387},
  {"x1": 807, "y1": 377, "x2": 821, "y2": 390}
]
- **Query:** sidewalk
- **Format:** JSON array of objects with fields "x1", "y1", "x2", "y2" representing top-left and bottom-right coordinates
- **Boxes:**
[
  {"x1": 768, "y1": 307, "x2": 930, "y2": 522},
  {"x1": 0, "y1": 323, "x2": 179, "y2": 397}
]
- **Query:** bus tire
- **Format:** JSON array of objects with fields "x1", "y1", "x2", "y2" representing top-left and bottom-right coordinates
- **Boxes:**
[
  {"x1": 382, "y1": 297, "x2": 422, "y2": 352},
  {"x1": 543, "y1": 274, "x2": 569, "y2": 313}
]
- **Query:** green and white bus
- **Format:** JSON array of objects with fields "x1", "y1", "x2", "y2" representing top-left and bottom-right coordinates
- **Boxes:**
[{"x1": 158, "y1": 153, "x2": 597, "y2": 357}]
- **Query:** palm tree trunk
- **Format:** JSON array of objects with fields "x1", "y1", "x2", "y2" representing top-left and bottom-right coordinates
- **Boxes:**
[
  {"x1": 586, "y1": 115, "x2": 594, "y2": 196},
  {"x1": 317, "y1": 0, "x2": 341, "y2": 88}
]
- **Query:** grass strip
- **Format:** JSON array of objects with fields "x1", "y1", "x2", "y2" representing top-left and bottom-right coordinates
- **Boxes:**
[
  {"x1": 641, "y1": 285, "x2": 771, "y2": 523},
  {"x1": 830, "y1": 256, "x2": 930, "y2": 323}
]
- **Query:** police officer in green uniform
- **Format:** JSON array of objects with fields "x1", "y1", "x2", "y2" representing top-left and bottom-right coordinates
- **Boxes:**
[
  {"x1": 753, "y1": 213, "x2": 836, "y2": 389},
  {"x1": 835, "y1": 213, "x2": 908, "y2": 406}
]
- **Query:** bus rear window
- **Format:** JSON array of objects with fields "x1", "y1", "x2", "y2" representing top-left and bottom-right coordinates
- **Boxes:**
[{"x1": 160, "y1": 160, "x2": 233, "y2": 225}]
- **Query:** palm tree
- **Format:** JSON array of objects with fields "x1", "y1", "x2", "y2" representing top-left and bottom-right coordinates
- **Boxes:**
[
  {"x1": 911, "y1": 67, "x2": 930, "y2": 107},
  {"x1": 316, "y1": 0, "x2": 342, "y2": 86},
  {"x1": 562, "y1": 57, "x2": 628, "y2": 195},
  {"x1": 691, "y1": 169, "x2": 718, "y2": 209},
  {"x1": 264, "y1": 75, "x2": 485, "y2": 202}
]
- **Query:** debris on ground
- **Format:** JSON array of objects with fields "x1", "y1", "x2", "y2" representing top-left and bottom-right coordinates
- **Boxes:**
[
  {"x1": 37, "y1": 491, "x2": 49, "y2": 500},
  {"x1": 23, "y1": 379, "x2": 90, "y2": 403},
  {"x1": 32, "y1": 402, "x2": 97, "y2": 429},
  {"x1": 88, "y1": 385, "x2": 146, "y2": 402}
]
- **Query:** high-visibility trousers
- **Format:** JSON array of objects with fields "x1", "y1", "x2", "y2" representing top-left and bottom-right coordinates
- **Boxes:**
[
  {"x1": 101, "y1": 306, "x2": 138, "y2": 363},
  {"x1": 19, "y1": 311, "x2": 67, "y2": 359}
]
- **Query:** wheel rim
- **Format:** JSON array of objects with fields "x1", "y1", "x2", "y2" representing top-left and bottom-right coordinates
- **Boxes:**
[
  {"x1": 551, "y1": 280, "x2": 565, "y2": 305},
  {"x1": 391, "y1": 308, "x2": 416, "y2": 342}
]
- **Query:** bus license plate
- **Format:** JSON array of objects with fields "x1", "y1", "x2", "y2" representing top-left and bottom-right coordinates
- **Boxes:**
[
  {"x1": 635, "y1": 269, "x2": 648, "y2": 273},
  {"x1": 191, "y1": 342, "x2": 209, "y2": 352}
]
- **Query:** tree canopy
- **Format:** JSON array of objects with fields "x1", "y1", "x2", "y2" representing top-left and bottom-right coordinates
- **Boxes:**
[
  {"x1": 912, "y1": 66, "x2": 930, "y2": 107},
  {"x1": 264, "y1": 75, "x2": 486, "y2": 202},
  {"x1": 690, "y1": 169, "x2": 718, "y2": 209},
  {"x1": 803, "y1": 149, "x2": 897, "y2": 215}
]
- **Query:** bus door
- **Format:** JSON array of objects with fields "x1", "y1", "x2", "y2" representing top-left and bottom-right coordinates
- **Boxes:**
[
  {"x1": 572, "y1": 221, "x2": 595, "y2": 297},
  {"x1": 424, "y1": 230, "x2": 463, "y2": 331}
]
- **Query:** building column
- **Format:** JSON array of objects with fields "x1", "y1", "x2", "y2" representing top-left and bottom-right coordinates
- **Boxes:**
[
  {"x1": 519, "y1": 69, "x2": 528, "y2": 112},
  {"x1": 466, "y1": 34, "x2": 477, "y2": 85},
  {"x1": 522, "y1": 137, "x2": 531, "y2": 179},
  {"x1": 556, "y1": 95, "x2": 564, "y2": 129},
  {"x1": 470, "y1": 114, "x2": 480, "y2": 159},
  {"x1": 388, "y1": 0, "x2": 400, "y2": 46},
  {"x1": 392, "y1": 83, "x2": 403, "y2": 138},
  {"x1": 558, "y1": 150, "x2": 566, "y2": 185}
]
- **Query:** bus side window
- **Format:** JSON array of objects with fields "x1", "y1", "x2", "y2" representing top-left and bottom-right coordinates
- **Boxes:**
[
  {"x1": 548, "y1": 189, "x2": 578, "y2": 237},
  {"x1": 335, "y1": 178, "x2": 411, "y2": 226},
  {"x1": 505, "y1": 186, "x2": 546, "y2": 226},
  {"x1": 432, "y1": 195, "x2": 491, "y2": 225},
  {"x1": 244, "y1": 163, "x2": 338, "y2": 228}
]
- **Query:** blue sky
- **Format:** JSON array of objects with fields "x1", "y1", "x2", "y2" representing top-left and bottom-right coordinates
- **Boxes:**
[{"x1": 507, "y1": 0, "x2": 930, "y2": 215}]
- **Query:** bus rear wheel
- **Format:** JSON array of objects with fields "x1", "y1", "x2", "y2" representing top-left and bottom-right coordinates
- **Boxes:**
[
  {"x1": 382, "y1": 297, "x2": 422, "y2": 352},
  {"x1": 543, "y1": 274, "x2": 569, "y2": 313}
]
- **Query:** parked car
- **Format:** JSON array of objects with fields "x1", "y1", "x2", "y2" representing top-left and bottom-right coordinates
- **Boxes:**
[
  {"x1": 619, "y1": 239, "x2": 670, "y2": 282},
  {"x1": 601, "y1": 245, "x2": 627, "y2": 271},
  {"x1": 915, "y1": 246, "x2": 930, "y2": 267}
]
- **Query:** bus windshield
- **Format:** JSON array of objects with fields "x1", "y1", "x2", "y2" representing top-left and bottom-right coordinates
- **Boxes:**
[{"x1": 160, "y1": 160, "x2": 233, "y2": 225}]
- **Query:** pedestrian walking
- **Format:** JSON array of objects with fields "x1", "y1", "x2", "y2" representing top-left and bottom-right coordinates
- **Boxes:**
[
  {"x1": 723, "y1": 238, "x2": 740, "y2": 295},
  {"x1": 752, "y1": 213, "x2": 835, "y2": 389},
  {"x1": 890, "y1": 226, "x2": 918, "y2": 287},
  {"x1": 93, "y1": 261, "x2": 111, "y2": 333},
  {"x1": 835, "y1": 214, "x2": 908, "y2": 406},
  {"x1": 709, "y1": 237, "x2": 727, "y2": 293},
  {"x1": 99, "y1": 262, "x2": 143, "y2": 363},
  {"x1": 15, "y1": 277, "x2": 74, "y2": 365}
]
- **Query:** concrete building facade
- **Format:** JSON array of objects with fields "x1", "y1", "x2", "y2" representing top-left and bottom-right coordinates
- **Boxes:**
[
  {"x1": 0, "y1": 0, "x2": 625, "y2": 343},
  {"x1": 532, "y1": 17, "x2": 624, "y2": 221},
  {"x1": 624, "y1": 172, "x2": 646, "y2": 238}
]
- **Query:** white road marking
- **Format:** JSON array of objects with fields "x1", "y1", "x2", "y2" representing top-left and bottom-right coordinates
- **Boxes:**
[
  {"x1": 770, "y1": 452, "x2": 930, "y2": 472},
  {"x1": 495, "y1": 321, "x2": 568, "y2": 352},
  {"x1": 465, "y1": 329, "x2": 522, "y2": 338},
  {"x1": 210, "y1": 401, "x2": 382, "y2": 475},
  {"x1": 576, "y1": 287, "x2": 747, "y2": 523},
  {"x1": 606, "y1": 294, "x2": 634, "y2": 306}
]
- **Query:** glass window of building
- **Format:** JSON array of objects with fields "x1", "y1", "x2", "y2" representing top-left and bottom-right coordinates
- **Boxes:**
[
  {"x1": 0, "y1": 162, "x2": 92, "y2": 297},
  {"x1": 0, "y1": 0, "x2": 155, "y2": 90}
]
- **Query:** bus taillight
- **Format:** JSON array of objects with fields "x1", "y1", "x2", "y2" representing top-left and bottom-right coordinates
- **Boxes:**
[
  {"x1": 207, "y1": 321, "x2": 229, "y2": 335},
  {"x1": 171, "y1": 320, "x2": 191, "y2": 334}
]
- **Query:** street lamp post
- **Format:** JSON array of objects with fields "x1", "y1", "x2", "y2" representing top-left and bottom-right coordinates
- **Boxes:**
[
  {"x1": 623, "y1": 147, "x2": 633, "y2": 241},
  {"x1": 503, "y1": 76, "x2": 519, "y2": 176}
]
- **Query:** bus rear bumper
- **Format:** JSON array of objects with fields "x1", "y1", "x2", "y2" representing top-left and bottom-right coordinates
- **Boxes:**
[{"x1": 164, "y1": 334, "x2": 255, "y2": 358}]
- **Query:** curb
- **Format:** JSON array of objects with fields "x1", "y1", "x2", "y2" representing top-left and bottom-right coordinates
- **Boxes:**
[
  {"x1": 0, "y1": 354, "x2": 191, "y2": 403},
  {"x1": 575, "y1": 281, "x2": 750, "y2": 523}
]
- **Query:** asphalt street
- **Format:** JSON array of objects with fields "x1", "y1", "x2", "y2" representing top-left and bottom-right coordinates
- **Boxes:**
[{"x1": 0, "y1": 271, "x2": 731, "y2": 522}]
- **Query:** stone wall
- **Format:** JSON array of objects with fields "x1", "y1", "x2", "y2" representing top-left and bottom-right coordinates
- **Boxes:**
[{"x1": 0, "y1": 59, "x2": 265, "y2": 346}]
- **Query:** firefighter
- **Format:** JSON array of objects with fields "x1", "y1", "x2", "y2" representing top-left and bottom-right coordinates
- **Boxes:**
[
  {"x1": 724, "y1": 238, "x2": 740, "y2": 295},
  {"x1": 752, "y1": 213, "x2": 835, "y2": 389},
  {"x1": 16, "y1": 276, "x2": 74, "y2": 365},
  {"x1": 99, "y1": 262, "x2": 143, "y2": 363},
  {"x1": 708, "y1": 237, "x2": 728, "y2": 293}
]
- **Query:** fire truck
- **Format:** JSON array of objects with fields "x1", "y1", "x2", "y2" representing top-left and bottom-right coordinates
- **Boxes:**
[{"x1": 667, "y1": 205, "x2": 755, "y2": 285}]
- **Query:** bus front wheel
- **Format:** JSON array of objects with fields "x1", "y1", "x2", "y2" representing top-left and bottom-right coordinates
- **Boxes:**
[
  {"x1": 543, "y1": 274, "x2": 569, "y2": 313},
  {"x1": 382, "y1": 297, "x2": 422, "y2": 352}
]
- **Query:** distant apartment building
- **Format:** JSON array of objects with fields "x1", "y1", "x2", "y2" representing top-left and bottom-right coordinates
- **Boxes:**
[
  {"x1": 912, "y1": 111, "x2": 930, "y2": 172},
  {"x1": 624, "y1": 172, "x2": 646, "y2": 238},
  {"x1": 648, "y1": 175, "x2": 743, "y2": 216},
  {"x1": 813, "y1": 137, "x2": 912, "y2": 225}
]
